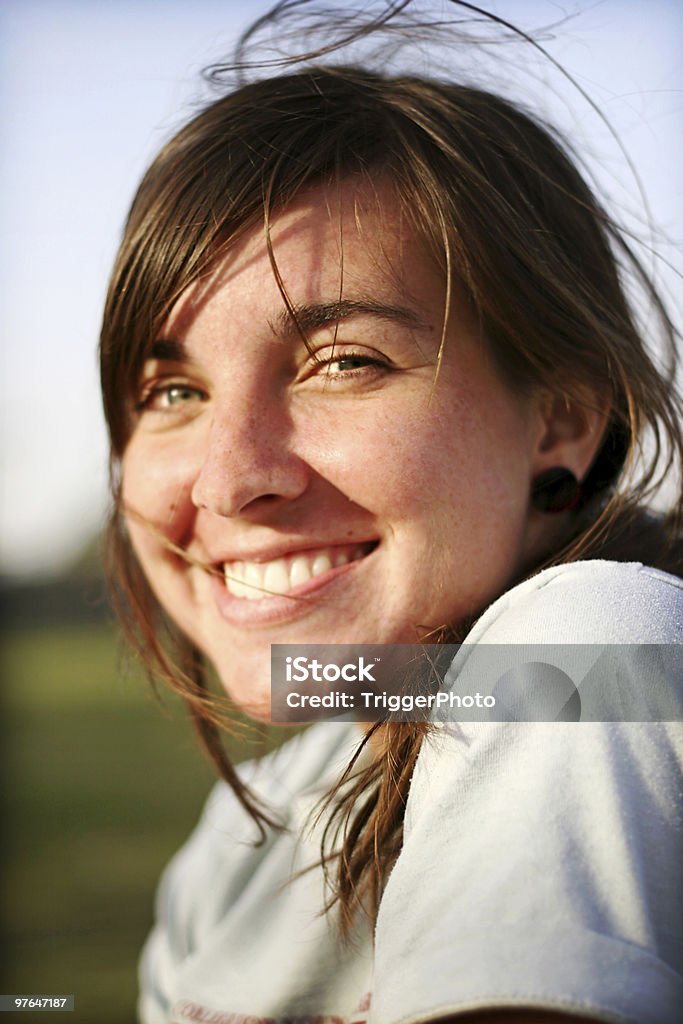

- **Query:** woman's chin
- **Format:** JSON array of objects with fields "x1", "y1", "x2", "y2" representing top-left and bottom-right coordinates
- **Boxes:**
[{"x1": 214, "y1": 656, "x2": 276, "y2": 723}]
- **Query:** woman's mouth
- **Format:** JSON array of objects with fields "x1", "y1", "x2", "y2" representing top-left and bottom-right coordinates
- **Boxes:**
[{"x1": 222, "y1": 541, "x2": 377, "y2": 601}]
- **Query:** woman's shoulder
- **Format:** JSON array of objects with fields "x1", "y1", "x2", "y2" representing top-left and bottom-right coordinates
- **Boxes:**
[
  {"x1": 378, "y1": 560, "x2": 683, "y2": 1024},
  {"x1": 196, "y1": 720, "x2": 360, "y2": 835},
  {"x1": 246, "y1": 721, "x2": 360, "y2": 793},
  {"x1": 468, "y1": 559, "x2": 683, "y2": 645},
  {"x1": 150, "y1": 722, "x2": 358, "y2": 904},
  {"x1": 140, "y1": 722, "x2": 360, "y2": 970}
]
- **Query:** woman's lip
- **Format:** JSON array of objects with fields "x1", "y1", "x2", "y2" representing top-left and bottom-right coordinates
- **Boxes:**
[{"x1": 207, "y1": 542, "x2": 378, "y2": 628}]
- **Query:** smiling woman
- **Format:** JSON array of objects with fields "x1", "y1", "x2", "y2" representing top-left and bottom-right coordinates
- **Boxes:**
[
  {"x1": 99, "y1": 3, "x2": 683, "y2": 1023},
  {"x1": 121, "y1": 178, "x2": 561, "y2": 717}
]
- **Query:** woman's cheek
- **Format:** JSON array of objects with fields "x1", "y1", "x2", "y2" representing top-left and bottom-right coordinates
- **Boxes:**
[
  {"x1": 121, "y1": 436, "x2": 198, "y2": 555},
  {"x1": 304, "y1": 400, "x2": 439, "y2": 506}
]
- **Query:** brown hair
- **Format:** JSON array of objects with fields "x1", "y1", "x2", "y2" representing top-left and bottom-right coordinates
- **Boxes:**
[{"x1": 100, "y1": 50, "x2": 682, "y2": 932}]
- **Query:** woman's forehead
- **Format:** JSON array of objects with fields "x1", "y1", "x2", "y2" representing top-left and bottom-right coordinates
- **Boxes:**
[{"x1": 162, "y1": 177, "x2": 442, "y2": 337}]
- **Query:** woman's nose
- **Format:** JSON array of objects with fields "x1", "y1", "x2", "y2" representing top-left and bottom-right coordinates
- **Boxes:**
[{"x1": 190, "y1": 402, "x2": 310, "y2": 518}]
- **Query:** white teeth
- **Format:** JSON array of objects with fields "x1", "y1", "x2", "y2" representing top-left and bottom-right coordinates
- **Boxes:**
[
  {"x1": 245, "y1": 562, "x2": 264, "y2": 591},
  {"x1": 224, "y1": 561, "x2": 248, "y2": 598},
  {"x1": 262, "y1": 559, "x2": 290, "y2": 596},
  {"x1": 223, "y1": 544, "x2": 371, "y2": 600},
  {"x1": 289, "y1": 557, "x2": 313, "y2": 588},
  {"x1": 311, "y1": 553, "x2": 333, "y2": 577}
]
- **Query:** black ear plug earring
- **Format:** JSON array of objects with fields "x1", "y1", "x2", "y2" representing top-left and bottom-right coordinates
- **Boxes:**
[{"x1": 531, "y1": 467, "x2": 581, "y2": 513}]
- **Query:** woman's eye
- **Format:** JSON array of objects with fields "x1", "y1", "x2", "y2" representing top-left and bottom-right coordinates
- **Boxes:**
[
  {"x1": 136, "y1": 382, "x2": 206, "y2": 412},
  {"x1": 314, "y1": 351, "x2": 389, "y2": 379}
]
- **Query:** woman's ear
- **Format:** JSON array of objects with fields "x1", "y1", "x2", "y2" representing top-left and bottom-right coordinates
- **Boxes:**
[{"x1": 532, "y1": 392, "x2": 610, "y2": 483}]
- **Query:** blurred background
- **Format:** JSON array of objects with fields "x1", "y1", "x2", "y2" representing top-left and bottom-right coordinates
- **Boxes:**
[{"x1": 1, "y1": 0, "x2": 681, "y2": 1020}]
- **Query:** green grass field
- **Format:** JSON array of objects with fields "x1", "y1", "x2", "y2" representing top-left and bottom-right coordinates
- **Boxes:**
[{"x1": 2, "y1": 624, "x2": 287, "y2": 1023}]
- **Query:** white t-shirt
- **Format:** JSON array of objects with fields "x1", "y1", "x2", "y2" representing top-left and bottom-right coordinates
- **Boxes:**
[{"x1": 139, "y1": 561, "x2": 683, "y2": 1024}]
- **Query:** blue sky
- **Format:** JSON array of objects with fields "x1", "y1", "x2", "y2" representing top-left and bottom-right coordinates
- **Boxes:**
[{"x1": 1, "y1": 0, "x2": 681, "y2": 577}]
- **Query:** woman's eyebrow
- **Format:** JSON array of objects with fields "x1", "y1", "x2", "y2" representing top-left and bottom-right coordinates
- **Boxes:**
[
  {"x1": 273, "y1": 299, "x2": 430, "y2": 338},
  {"x1": 146, "y1": 301, "x2": 429, "y2": 359},
  {"x1": 148, "y1": 339, "x2": 188, "y2": 361}
]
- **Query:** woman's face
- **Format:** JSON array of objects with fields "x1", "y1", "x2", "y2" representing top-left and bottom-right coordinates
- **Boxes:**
[{"x1": 121, "y1": 179, "x2": 551, "y2": 718}]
